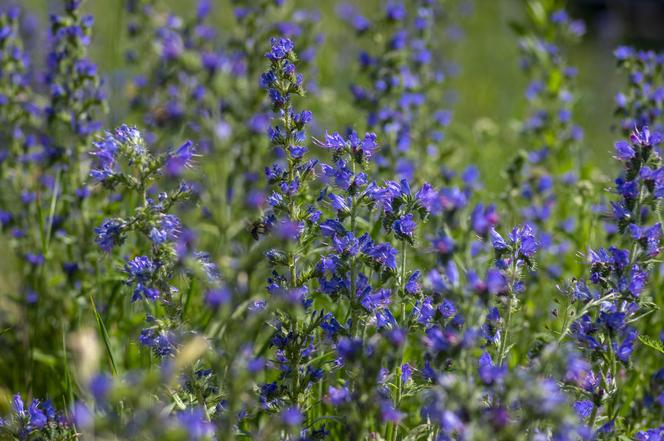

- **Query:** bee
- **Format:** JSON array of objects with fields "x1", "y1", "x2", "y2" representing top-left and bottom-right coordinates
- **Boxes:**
[
  {"x1": 248, "y1": 219, "x2": 267, "y2": 240},
  {"x1": 248, "y1": 213, "x2": 276, "y2": 240}
]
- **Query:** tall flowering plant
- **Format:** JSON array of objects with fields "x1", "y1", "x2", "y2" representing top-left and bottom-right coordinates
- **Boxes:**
[
  {"x1": 1, "y1": 1, "x2": 664, "y2": 441},
  {"x1": 557, "y1": 127, "x2": 664, "y2": 435}
]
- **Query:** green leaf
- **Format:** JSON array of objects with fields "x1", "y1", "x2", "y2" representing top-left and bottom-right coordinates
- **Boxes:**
[
  {"x1": 403, "y1": 424, "x2": 434, "y2": 441},
  {"x1": 90, "y1": 293, "x2": 119, "y2": 375},
  {"x1": 508, "y1": 21, "x2": 527, "y2": 37},
  {"x1": 527, "y1": 0, "x2": 547, "y2": 27},
  {"x1": 32, "y1": 349, "x2": 58, "y2": 366},
  {"x1": 638, "y1": 335, "x2": 664, "y2": 355}
]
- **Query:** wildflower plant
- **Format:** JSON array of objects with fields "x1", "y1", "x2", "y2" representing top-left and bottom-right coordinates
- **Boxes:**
[
  {"x1": 1, "y1": 1, "x2": 664, "y2": 441},
  {"x1": 613, "y1": 47, "x2": 664, "y2": 135},
  {"x1": 90, "y1": 124, "x2": 219, "y2": 359},
  {"x1": 557, "y1": 126, "x2": 664, "y2": 433}
]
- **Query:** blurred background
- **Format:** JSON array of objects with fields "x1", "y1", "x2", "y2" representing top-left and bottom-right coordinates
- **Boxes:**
[{"x1": 3, "y1": 0, "x2": 664, "y2": 184}]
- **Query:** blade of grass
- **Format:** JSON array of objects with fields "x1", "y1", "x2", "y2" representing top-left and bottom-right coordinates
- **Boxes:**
[
  {"x1": 62, "y1": 324, "x2": 74, "y2": 408},
  {"x1": 44, "y1": 169, "x2": 61, "y2": 252},
  {"x1": 89, "y1": 293, "x2": 118, "y2": 376}
]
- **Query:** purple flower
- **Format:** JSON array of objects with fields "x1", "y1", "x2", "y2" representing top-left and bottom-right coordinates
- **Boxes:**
[
  {"x1": 274, "y1": 219, "x2": 304, "y2": 241},
  {"x1": 471, "y1": 204, "x2": 499, "y2": 236},
  {"x1": 490, "y1": 228, "x2": 508, "y2": 252},
  {"x1": 280, "y1": 407, "x2": 303, "y2": 426},
  {"x1": 360, "y1": 288, "x2": 391, "y2": 312},
  {"x1": 386, "y1": 3, "x2": 406, "y2": 21},
  {"x1": 630, "y1": 125, "x2": 654, "y2": 146},
  {"x1": 25, "y1": 253, "x2": 45, "y2": 266},
  {"x1": 629, "y1": 223, "x2": 662, "y2": 257},
  {"x1": 89, "y1": 374, "x2": 112, "y2": 402},
  {"x1": 616, "y1": 178, "x2": 638, "y2": 200},
  {"x1": 177, "y1": 408, "x2": 214, "y2": 440},
  {"x1": 149, "y1": 215, "x2": 181, "y2": 245},
  {"x1": 439, "y1": 299, "x2": 457, "y2": 319},
  {"x1": 327, "y1": 385, "x2": 350, "y2": 405},
  {"x1": 486, "y1": 269, "x2": 507, "y2": 295},
  {"x1": 205, "y1": 287, "x2": 231, "y2": 309},
  {"x1": 614, "y1": 46, "x2": 634, "y2": 61},
  {"x1": 405, "y1": 271, "x2": 421, "y2": 294},
  {"x1": 266, "y1": 37, "x2": 294, "y2": 61},
  {"x1": 332, "y1": 232, "x2": 360, "y2": 256},
  {"x1": 615, "y1": 327, "x2": 638, "y2": 362},
  {"x1": 336, "y1": 337, "x2": 363, "y2": 362},
  {"x1": 363, "y1": 241, "x2": 398, "y2": 270},
  {"x1": 72, "y1": 402, "x2": 93, "y2": 429},
  {"x1": 329, "y1": 193, "x2": 351, "y2": 212},
  {"x1": 509, "y1": 224, "x2": 539, "y2": 258},
  {"x1": 413, "y1": 297, "x2": 435, "y2": 324},
  {"x1": 380, "y1": 401, "x2": 403, "y2": 423},
  {"x1": 12, "y1": 394, "x2": 25, "y2": 417},
  {"x1": 573, "y1": 400, "x2": 594, "y2": 419},
  {"x1": 614, "y1": 140, "x2": 635, "y2": 161},
  {"x1": 401, "y1": 363, "x2": 412, "y2": 384},
  {"x1": 165, "y1": 140, "x2": 195, "y2": 176},
  {"x1": 124, "y1": 256, "x2": 159, "y2": 301},
  {"x1": 393, "y1": 213, "x2": 416, "y2": 240},
  {"x1": 477, "y1": 352, "x2": 506, "y2": 385},
  {"x1": 315, "y1": 131, "x2": 347, "y2": 151}
]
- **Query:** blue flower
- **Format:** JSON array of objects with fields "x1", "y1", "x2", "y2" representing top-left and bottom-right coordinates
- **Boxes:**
[
  {"x1": 413, "y1": 297, "x2": 435, "y2": 324},
  {"x1": 332, "y1": 232, "x2": 360, "y2": 256},
  {"x1": 490, "y1": 228, "x2": 508, "y2": 252},
  {"x1": 149, "y1": 215, "x2": 181, "y2": 245},
  {"x1": 205, "y1": 287, "x2": 230, "y2": 309},
  {"x1": 360, "y1": 288, "x2": 391, "y2": 312},
  {"x1": 629, "y1": 223, "x2": 662, "y2": 257},
  {"x1": 614, "y1": 140, "x2": 635, "y2": 161},
  {"x1": 401, "y1": 362, "x2": 412, "y2": 384},
  {"x1": 328, "y1": 193, "x2": 351, "y2": 213},
  {"x1": 385, "y1": 3, "x2": 406, "y2": 21},
  {"x1": 405, "y1": 271, "x2": 421, "y2": 294},
  {"x1": 124, "y1": 256, "x2": 159, "y2": 301},
  {"x1": 281, "y1": 407, "x2": 303, "y2": 426},
  {"x1": 477, "y1": 352, "x2": 506, "y2": 385},
  {"x1": 363, "y1": 241, "x2": 398, "y2": 270},
  {"x1": 266, "y1": 37, "x2": 294, "y2": 61},
  {"x1": 27, "y1": 400, "x2": 47, "y2": 429},
  {"x1": 12, "y1": 394, "x2": 25, "y2": 417},
  {"x1": 393, "y1": 213, "x2": 416, "y2": 240},
  {"x1": 614, "y1": 327, "x2": 638, "y2": 362},
  {"x1": 327, "y1": 385, "x2": 350, "y2": 405},
  {"x1": 176, "y1": 408, "x2": 214, "y2": 440},
  {"x1": 486, "y1": 269, "x2": 507, "y2": 295},
  {"x1": 573, "y1": 400, "x2": 594, "y2": 419},
  {"x1": 509, "y1": 224, "x2": 539, "y2": 258},
  {"x1": 165, "y1": 140, "x2": 195, "y2": 176},
  {"x1": 439, "y1": 299, "x2": 457, "y2": 319},
  {"x1": 380, "y1": 401, "x2": 403, "y2": 423},
  {"x1": 335, "y1": 337, "x2": 363, "y2": 362}
]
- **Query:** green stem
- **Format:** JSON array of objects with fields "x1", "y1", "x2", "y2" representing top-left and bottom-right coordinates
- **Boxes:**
[
  {"x1": 557, "y1": 297, "x2": 570, "y2": 344},
  {"x1": 391, "y1": 366, "x2": 403, "y2": 441},
  {"x1": 498, "y1": 295, "x2": 513, "y2": 366},
  {"x1": 588, "y1": 403, "x2": 598, "y2": 429},
  {"x1": 349, "y1": 168, "x2": 359, "y2": 335},
  {"x1": 400, "y1": 240, "x2": 407, "y2": 296},
  {"x1": 498, "y1": 258, "x2": 519, "y2": 366}
]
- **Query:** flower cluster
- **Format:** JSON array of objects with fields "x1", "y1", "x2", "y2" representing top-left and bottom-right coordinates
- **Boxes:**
[
  {"x1": 0, "y1": 394, "x2": 73, "y2": 440},
  {"x1": 91, "y1": 124, "x2": 218, "y2": 357},
  {"x1": 557, "y1": 126, "x2": 664, "y2": 432},
  {"x1": 341, "y1": 1, "x2": 465, "y2": 179},
  {"x1": 614, "y1": 47, "x2": 664, "y2": 135},
  {"x1": 46, "y1": 0, "x2": 106, "y2": 154}
]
